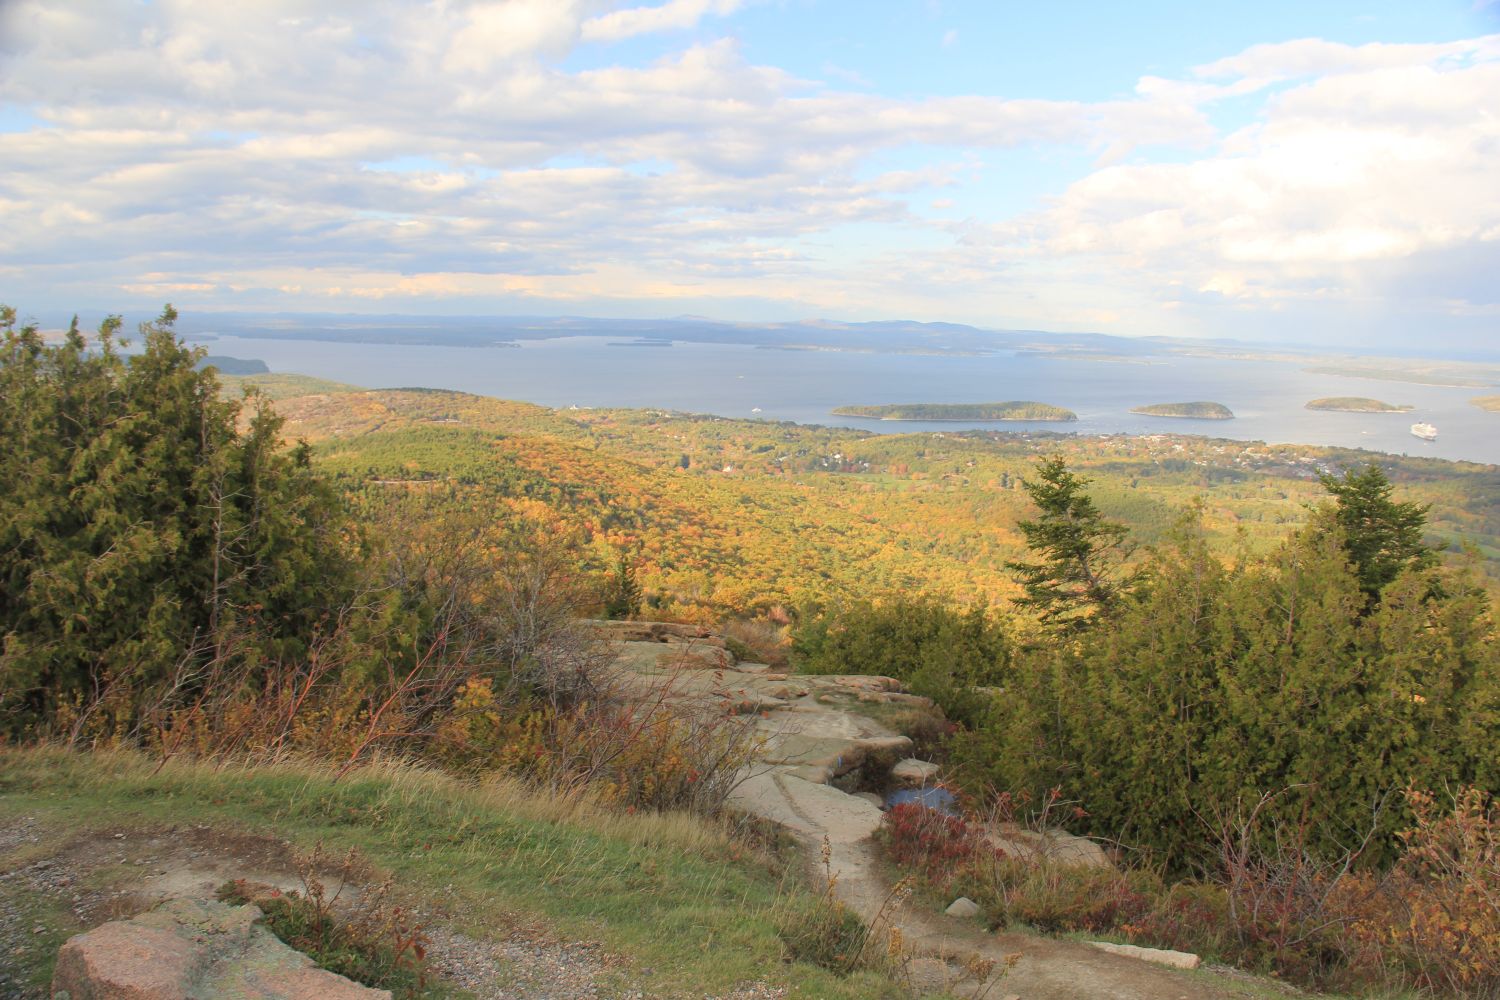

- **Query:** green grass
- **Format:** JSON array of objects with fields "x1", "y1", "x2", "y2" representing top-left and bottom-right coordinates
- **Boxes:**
[{"x1": 0, "y1": 749, "x2": 903, "y2": 999}]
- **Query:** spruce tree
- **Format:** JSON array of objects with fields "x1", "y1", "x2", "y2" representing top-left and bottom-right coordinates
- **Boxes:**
[
  {"x1": 1006, "y1": 455, "x2": 1129, "y2": 633},
  {"x1": 1318, "y1": 462, "x2": 1434, "y2": 603}
]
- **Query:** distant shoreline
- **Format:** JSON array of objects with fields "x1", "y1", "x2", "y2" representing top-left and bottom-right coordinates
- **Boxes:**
[{"x1": 833, "y1": 401, "x2": 1078, "y2": 422}]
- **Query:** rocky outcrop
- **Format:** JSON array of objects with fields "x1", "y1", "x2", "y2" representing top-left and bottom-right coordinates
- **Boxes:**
[{"x1": 51, "y1": 897, "x2": 388, "y2": 1000}]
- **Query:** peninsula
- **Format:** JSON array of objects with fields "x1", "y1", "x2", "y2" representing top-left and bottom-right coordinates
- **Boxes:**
[
  {"x1": 1306, "y1": 397, "x2": 1413, "y2": 413},
  {"x1": 832, "y1": 401, "x2": 1077, "y2": 422},
  {"x1": 1130, "y1": 401, "x2": 1235, "y2": 419}
]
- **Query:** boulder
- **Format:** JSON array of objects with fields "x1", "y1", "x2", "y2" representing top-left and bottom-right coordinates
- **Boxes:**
[
  {"x1": 51, "y1": 897, "x2": 389, "y2": 1000},
  {"x1": 944, "y1": 896, "x2": 980, "y2": 918},
  {"x1": 890, "y1": 758, "x2": 941, "y2": 787}
]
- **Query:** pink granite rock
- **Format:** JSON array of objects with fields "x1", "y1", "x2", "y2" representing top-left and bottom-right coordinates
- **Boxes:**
[{"x1": 51, "y1": 897, "x2": 390, "y2": 1000}]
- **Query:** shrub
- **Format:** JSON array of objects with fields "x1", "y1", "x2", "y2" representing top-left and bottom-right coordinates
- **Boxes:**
[
  {"x1": 721, "y1": 617, "x2": 791, "y2": 668},
  {"x1": 980, "y1": 858, "x2": 1159, "y2": 935},
  {"x1": 1336, "y1": 787, "x2": 1500, "y2": 996},
  {"x1": 794, "y1": 596, "x2": 1008, "y2": 726},
  {"x1": 877, "y1": 802, "x2": 992, "y2": 888}
]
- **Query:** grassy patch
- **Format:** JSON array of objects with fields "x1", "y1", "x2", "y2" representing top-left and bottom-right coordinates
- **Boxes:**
[{"x1": 0, "y1": 749, "x2": 903, "y2": 999}]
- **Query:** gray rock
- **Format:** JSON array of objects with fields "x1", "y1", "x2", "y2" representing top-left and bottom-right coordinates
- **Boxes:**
[
  {"x1": 52, "y1": 897, "x2": 390, "y2": 999},
  {"x1": 945, "y1": 896, "x2": 981, "y2": 918},
  {"x1": 891, "y1": 758, "x2": 941, "y2": 787}
]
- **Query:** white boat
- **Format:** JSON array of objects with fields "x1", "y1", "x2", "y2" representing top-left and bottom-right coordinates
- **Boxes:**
[{"x1": 1411, "y1": 422, "x2": 1438, "y2": 441}]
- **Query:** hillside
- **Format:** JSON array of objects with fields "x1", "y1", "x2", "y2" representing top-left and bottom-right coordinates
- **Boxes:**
[
  {"x1": 258, "y1": 385, "x2": 1500, "y2": 617},
  {"x1": 832, "y1": 401, "x2": 1078, "y2": 422},
  {"x1": 1306, "y1": 397, "x2": 1413, "y2": 413},
  {"x1": 1130, "y1": 401, "x2": 1235, "y2": 419}
]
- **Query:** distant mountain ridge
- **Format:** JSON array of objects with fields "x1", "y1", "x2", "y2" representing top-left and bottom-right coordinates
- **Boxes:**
[
  {"x1": 177, "y1": 311, "x2": 1234, "y2": 359},
  {"x1": 168, "y1": 311, "x2": 1500, "y2": 368}
]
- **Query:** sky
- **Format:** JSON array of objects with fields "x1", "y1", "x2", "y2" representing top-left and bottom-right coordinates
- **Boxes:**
[{"x1": 2, "y1": 0, "x2": 1499, "y2": 351}]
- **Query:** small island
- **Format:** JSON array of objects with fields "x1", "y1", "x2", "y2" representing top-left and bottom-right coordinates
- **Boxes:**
[
  {"x1": 1130, "y1": 401, "x2": 1235, "y2": 420},
  {"x1": 1306, "y1": 397, "x2": 1413, "y2": 413},
  {"x1": 195, "y1": 355, "x2": 270, "y2": 376},
  {"x1": 1472, "y1": 396, "x2": 1500, "y2": 413},
  {"x1": 832, "y1": 401, "x2": 1077, "y2": 422}
]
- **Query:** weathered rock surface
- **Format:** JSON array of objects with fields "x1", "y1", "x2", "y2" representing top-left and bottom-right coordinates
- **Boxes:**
[
  {"x1": 1088, "y1": 940, "x2": 1202, "y2": 970},
  {"x1": 891, "y1": 758, "x2": 941, "y2": 787},
  {"x1": 51, "y1": 897, "x2": 389, "y2": 1000},
  {"x1": 986, "y1": 822, "x2": 1112, "y2": 869}
]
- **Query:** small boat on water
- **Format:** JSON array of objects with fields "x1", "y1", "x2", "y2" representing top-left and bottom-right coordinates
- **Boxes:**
[{"x1": 1411, "y1": 422, "x2": 1438, "y2": 441}]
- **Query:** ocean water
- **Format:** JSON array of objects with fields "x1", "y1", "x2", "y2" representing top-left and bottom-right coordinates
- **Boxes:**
[{"x1": 196, "y1": 335, "x2": 1500, "y2": 466}]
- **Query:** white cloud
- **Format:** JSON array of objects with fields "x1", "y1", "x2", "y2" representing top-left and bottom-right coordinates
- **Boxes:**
[
  {"x1": 581, "y1": 0, "x2": 743, "y2": 43},
  {"x1": 0, "y1": 3, "x2": 1495, "y2": 346}
]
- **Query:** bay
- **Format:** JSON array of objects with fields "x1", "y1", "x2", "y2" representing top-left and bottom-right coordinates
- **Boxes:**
[{"x1": 195, "y1": 334, "x2": 1500, "y2": 466}]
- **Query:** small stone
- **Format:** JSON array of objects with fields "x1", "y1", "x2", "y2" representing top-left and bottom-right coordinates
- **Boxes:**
[{"x1": 945, "y1": 896, "x2": 980, "y2": 918}]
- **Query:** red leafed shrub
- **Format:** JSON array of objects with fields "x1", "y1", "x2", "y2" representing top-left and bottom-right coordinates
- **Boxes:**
[{"x1": 878, "y1": 802, "x2": 995, "y2": 887}]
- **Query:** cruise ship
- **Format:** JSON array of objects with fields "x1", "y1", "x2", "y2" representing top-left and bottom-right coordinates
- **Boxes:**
[{"x1": 1411, "y1": 422, "x2": 1438, "y2": 441}]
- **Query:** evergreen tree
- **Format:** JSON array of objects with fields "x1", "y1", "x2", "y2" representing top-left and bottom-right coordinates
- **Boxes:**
[
  {"x1": 1006, "y1": 455, "x2": 1129, "y2": 633},
  {"x1": 0, "y1": 305, "x2": 355, "y2": 735},
  {"x1": 1318, "y1": 462, "x2": 1434, "y2": 603},
  {"x1": 602, "y1": 554, "x2": 643, "y2": 620}
]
